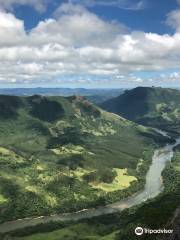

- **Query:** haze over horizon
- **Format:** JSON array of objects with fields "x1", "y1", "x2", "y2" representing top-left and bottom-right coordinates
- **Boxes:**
[{"x1": 0, "y1": 0, "x2": 180, "y2": 88}]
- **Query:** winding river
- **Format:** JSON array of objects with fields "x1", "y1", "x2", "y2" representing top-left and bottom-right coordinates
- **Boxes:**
[{"x1": 0, "y1": 131, "x2": 180, "y2": 234}]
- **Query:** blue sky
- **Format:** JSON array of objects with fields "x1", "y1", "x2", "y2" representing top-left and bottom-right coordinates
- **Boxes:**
[
  {"x1": 0, "y1": 0, "x2": 180, "y2": 88},
  {"x1": 14, "y1": 0, "x2": 178, "y2": 34}
]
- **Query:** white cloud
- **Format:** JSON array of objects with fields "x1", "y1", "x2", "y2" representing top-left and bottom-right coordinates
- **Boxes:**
[
  {"x1": 0, "y1": 11, "x2": 26, "y2": 46},
  {"x1": 0, "y1": 3, "x2": 180, "y2": 86},
  {"x1": 0, "y1": 0, "x2": 47, "y2": 12},
  {"x1": 166, "y1": 10, "x2": 180, "y2": 31},
  {"x1": 70, "y1": 0, "x2": 146, "y2": 11},
  {"x1": 169, "y1": 71, "x2": 180, "y2": 79},
  {"x1": 51, "y1": 3, "x2": 127, "y2": 46}
]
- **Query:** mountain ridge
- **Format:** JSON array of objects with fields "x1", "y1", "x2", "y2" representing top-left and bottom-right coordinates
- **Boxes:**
[{"x1": 101, "y1": 86, "x2": 180, "y2": 135}]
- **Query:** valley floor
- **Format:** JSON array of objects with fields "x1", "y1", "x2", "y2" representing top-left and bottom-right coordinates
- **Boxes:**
[{"x1": 1, "y1": 132, "x2": 179, "y2": 240}]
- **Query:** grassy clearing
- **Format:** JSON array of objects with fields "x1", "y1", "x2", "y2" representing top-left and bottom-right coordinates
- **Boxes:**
[
  {"x1": 51, "y1": 144, "x2": 85, "y2": 155},
  {"x1": 70, "y1": 167, "x2": 93, "y2": 180},
  {"x1": 0, "y1": 147, "x2": 12, "y2": 155},
  {"x1": 0, "y1": 194, "x2": 7, "y2": 204},
  {"x1": 0, "y1": 147, "x2": 25, "y2": 164},
  {"x1": 90, "y1": 168, "x2": 137, "y2": 192}
]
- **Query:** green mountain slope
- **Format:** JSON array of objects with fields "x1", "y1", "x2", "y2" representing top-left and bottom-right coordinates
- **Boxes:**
[
  {"x1": 101, "y1": 87, "x2": 180, "y2": 135},
  {"x1": 0, "y1": 94, "x2": 166, "y2": 223}
]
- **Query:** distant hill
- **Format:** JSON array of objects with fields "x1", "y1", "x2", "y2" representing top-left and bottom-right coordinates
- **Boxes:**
[
  {"x1": 101, "y1": 87, "x2": 180, "y2": 135},
  {"x1": 0, "y1": 94, "x2": 167, "y2": 223},
  {"x1": 0, "y1": 88, "x2": 124, "y2": 104}
]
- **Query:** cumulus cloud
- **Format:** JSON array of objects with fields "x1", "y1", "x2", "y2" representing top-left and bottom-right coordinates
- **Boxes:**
[
  {"x1": 0, "y1": 11, "x2": 26, "y2": 46},
  {"x1": 0, "y1": 3, "x2": 180, "y2": 86},
  {"x1": 0, "y1": 0, "x2": 48, "y2": 12},
  {"x1": 52, "y1": 3, "x2": 127, "y2": 46}
]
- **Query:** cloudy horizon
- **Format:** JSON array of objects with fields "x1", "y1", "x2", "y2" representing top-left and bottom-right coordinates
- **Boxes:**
[{"x1": 0, "y1": 0, "x2": 180, "y2": 88}]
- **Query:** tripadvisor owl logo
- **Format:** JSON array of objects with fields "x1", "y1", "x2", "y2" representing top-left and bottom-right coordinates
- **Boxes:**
[
  {"x1": 135, "y1": 227, "x2": 144, "y2": 236},
  {"x1": 134, "y1": 226, "x2": 173, "y2": 236}
]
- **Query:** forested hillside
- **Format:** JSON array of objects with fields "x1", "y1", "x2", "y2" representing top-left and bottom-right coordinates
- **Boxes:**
[
  {"x1": 0, "y1": 94, "x2": 165, "y2": 224},
  {"x1": 102, "y1": 87, "x2": 180, "y2": 135}
]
